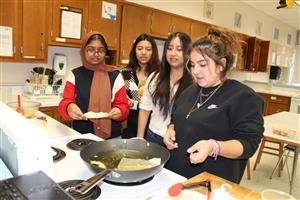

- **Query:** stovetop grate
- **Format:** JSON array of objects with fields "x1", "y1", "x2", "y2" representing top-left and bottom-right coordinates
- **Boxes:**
[
  {"x1": 66, "y1": 139, "x2": 97, "y2": 151},
  {"x1": 51, "y1": 146, "x2": 66, "y2": 162}
]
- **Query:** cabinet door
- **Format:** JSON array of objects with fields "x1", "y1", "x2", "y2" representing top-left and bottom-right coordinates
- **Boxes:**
[
  {"x1": 150, "y1": 10, "x2": 172, "y2": 38},
  {"x1": 171, "y1": 16, "x2": 191, "y2": 35},
  {"x1": 0, "y1": 0, "x2": 19, "y2": 62},
  {"x1": 257, "y1": 92, "x2": 269, "y2": 116},
  {"x1": 49, "y1": 0, "x2": 88, "y2": 47},
  {"x1": 267, "y1": 102, "x2": 290, "y2": 115},
  {"x1": 88, "y1": 0, "x2": 121, "y2": 50},
  {"x1": 190, "y1": 21, "x2": 210, "y2": 39},
  {"x1": 119, "y1": 4, "x2": 150, "y2": 65},
  {"x1": 21, "y1": 0, "x2": 48, "y2": 62},
  {"x1": 257, "y1": 41, "x2": 269, "y2": 72},
  {"x1": 246, "y1": 37, "x2": 260, "y2": 71}
]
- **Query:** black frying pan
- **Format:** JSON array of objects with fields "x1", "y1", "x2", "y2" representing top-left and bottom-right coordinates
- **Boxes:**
[{"x1": 80, "y1": 139, "x2": 170, "y2": 183}]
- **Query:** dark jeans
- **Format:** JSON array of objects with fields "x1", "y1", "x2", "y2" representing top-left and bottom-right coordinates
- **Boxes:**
[{"x1": 145, "y1": 129, "x2": 164, "y2": 146}]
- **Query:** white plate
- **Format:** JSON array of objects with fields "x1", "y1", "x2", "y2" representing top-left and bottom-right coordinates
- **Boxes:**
[{"x1": 83, "y1": 111, "x2": 109, "y2": 119}]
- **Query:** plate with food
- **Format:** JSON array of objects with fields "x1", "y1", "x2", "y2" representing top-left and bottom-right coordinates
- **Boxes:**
[{"x1": 84, "y1": 111, "x2": 110, "y2": 119}]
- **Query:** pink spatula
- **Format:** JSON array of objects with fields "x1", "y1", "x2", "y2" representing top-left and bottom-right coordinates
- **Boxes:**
[{"x1": 16, "y1": 95, "x2": 24, "y2": 115}]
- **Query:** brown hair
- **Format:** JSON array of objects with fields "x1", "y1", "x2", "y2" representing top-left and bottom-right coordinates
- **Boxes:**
[{"x1": 187, "y1": 27, "x2": 242, "y2": 77}]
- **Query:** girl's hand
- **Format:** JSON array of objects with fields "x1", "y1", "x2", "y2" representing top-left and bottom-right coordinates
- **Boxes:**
[
  {"x1": 67, "y1": 103, "x2": 86, "y2": 120},
  {"x1": 187, "y1": 140, "x2": 213, "y2": 164},
  {"x1": 163, "y1": 124, "x2": 178, "y2": 150},
  {"x1": 108, "y1": 107, "x2": 122, "y2": 120}
]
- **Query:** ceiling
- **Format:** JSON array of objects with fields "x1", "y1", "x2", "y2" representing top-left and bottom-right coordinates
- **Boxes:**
[{"x1": 239, "y1": 0, "x2": 300, "y2": 30}]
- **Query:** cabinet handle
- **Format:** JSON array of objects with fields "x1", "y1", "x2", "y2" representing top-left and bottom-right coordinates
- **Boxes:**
[
  {"x1": 41, "y1": 43, "x2": 44, "y2": 51},
  {"x1": 13, "y1": 46, "x2": 16, "y2": 55},
  {"x1": 20, "y1": 47, "x2": 23, "y2": 54},
  {"x1": 270, "y1": 96, "x2": 277, "y2": 100},
  {"x1": 23, "y1": 56, "x2": 36, "y2": 59},
  {"x1": 172, "y1": 25, "x2": 175, "y2": 32}
]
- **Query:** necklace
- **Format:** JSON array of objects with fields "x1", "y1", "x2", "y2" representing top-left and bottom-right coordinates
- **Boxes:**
[{"x1": 186, "y1": 83, "x2": 223, "y2": 119}]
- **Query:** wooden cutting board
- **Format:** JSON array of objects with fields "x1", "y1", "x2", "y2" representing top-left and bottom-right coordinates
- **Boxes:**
[{"x1": 184, "y1": 171, "x2": 261, "y2": 199}]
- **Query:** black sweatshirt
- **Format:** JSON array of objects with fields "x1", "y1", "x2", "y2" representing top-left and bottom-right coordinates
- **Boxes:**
[{"x1": 165, "y1": 79, "x2": 264, "y2": 183}]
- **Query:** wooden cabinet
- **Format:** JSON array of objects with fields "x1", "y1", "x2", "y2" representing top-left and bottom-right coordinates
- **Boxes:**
[
  {"x1": 190, "y1": 21, "x2": 210, "y2": 40},
  {"x1": 257, "y1": 92, "x2": 269, "y2": 116},
  {"x1": 119, "y1": 3, "x2": 151, "y2": 65},
  {"x1": 21, "y1": 0, "x2": 48, "y2": 61},
  {"x1": 246, "y1": 37, "x2": 270, "y2": 72},
  {"x1": 39, "y1": 106, "x2": 69, "y2": 125},
  {"x1": 88, "y1": 0, "x2": 121, "y2": 50},
  {"x1": 48, "y1": 0, "x2": 88, "y2": 47},
  {"x1": 257, "y1": 92, "x2": 291, "y2": 116},
  {"x1": 150, "y1": 10, "x2": 191, "y2": 38},
  {"x1": 0, "y1": 0, "x2": 48, "y2": 62},
  {"x1": 0, "y1": 0, "x2": 19, "y2": 62}
]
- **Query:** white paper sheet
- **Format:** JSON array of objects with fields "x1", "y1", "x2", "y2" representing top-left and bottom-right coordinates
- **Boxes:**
[
  {"x1": 0, "y1": 26, "x2": 13, "y2": 57},
  {"x1": 60, "y1": 10, "x2": 82, "y2": 39}
]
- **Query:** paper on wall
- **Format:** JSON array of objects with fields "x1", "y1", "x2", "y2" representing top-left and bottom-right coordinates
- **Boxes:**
[{"x1": 0, "y1": 26, "x2": 13, "y2": 57}]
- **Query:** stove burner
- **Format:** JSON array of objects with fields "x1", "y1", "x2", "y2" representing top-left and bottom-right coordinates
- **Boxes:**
[
  {"x1": 59, "y1": 180, "x2": 101, "y2": 200},
  {"x1": 103, "y1": 176, "x2": 154, "y2": 186},
  {"x1": 67, "y1": 139, "x2": 97, "y2": 151},
  {"x1": 51, "y1": 146, "x2": 66, "y2": 162}
]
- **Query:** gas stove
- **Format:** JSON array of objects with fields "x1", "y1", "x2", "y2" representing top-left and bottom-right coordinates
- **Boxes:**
[{"x1": 50, "y1": 134, "x2": 186, "y2": 200}]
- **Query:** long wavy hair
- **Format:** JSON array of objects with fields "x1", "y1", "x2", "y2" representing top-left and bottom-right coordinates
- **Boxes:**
[
  {"x1": 127, "y1": 33, "x2": 160, "y2": 76},
  {"x1": 149, "y1": 32, "x2": 194, "y2": 119}
]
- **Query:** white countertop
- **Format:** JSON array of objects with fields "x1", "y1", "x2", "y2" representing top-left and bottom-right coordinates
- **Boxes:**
[
  {"x1": 254, "y1": 87, "x2": 299, "y2": 97},
  {"x1": 29, "y1": 111, "x2": 79, "y2": 139},
  {"x1": 243, "y1": 82, "x2": 299, "y2": 97}
]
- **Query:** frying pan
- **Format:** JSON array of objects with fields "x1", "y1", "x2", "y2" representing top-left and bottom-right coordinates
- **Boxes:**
[{"x1": 80, "y1": 139, "x2": 170, "y2": 183}]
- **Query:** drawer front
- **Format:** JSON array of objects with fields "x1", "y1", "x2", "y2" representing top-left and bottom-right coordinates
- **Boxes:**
[
  {"x1": 269, "y1": 95, "x2": 290, "y2": 104},
  {"x1": 267, "y1": 102, "x2": 290, "y2": 115}
]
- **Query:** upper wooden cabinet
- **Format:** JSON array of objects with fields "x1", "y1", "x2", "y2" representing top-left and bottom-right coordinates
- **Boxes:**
[
  {"x1": 0, "y1": 0, "x2": 48, "y2": 63},
  {"x1": 88, "y1": 0, "x2": 121, "y2": 50},
  {"x1": 119, "y1": 4, "x2": 151, "y2": 65},
  {"x1": 190, "y1": 21, "x2": 210, "y2": 40},
  {"x1": 21, "y1": 0, "x2": 48, "y2": 61},
  {"x1": 246, "y1": 37, "x2": 270, "y2": 72},
  {"x1": 150, "y1": 10, "x2": 191, "y2": 38},
  {"x1": 48, "y1": 0, "x2": 88, "y2": 47},
  {"x1": 0, "y1": 0, "x2": 19, "y2": 62}
]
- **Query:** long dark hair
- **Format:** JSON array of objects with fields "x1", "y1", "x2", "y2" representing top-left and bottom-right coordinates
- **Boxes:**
[
  {"x1": 149, "y1": 32, "x2": 193, "y2": 119},
  {"x1": 127, "y1": 33, "x2": 160, "y2": 76}
]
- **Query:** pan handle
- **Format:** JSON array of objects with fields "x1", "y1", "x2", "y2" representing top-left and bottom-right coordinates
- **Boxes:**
[{"x1": 69, "y1": 169, "x2": 111, "y2": 194}]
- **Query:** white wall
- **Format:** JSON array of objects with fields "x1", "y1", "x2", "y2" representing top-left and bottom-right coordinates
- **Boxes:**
[{"x1": 0, "y1": 46, "x2": 81, "y2": 85}]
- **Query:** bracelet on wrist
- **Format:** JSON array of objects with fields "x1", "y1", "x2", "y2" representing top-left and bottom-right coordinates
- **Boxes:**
[{"x1": 209, "y1": 139, "x2": 221, "y2": 160}]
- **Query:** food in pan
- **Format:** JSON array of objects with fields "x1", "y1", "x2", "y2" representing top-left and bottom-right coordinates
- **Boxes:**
[{"x1": 89, "y1": 149, "x2": 160, "y2": 170}]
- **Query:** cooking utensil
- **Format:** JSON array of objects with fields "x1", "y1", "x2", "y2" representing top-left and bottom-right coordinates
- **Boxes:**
[
  {"x1": 32, "y1": 67, "x2": 56, "y2": 85},
  {"x1": 68, "y1": 170, "x2": 111, "y2": 194},
  {"x1": 16, "y1": 95, "x2": 24, "y2": 115},
  {"x1": 168, "y1": 179, "x2": 212, "y2": 199},
  {"x1": 80, "y1": 139, "x2": 170, "y2": 183}
]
